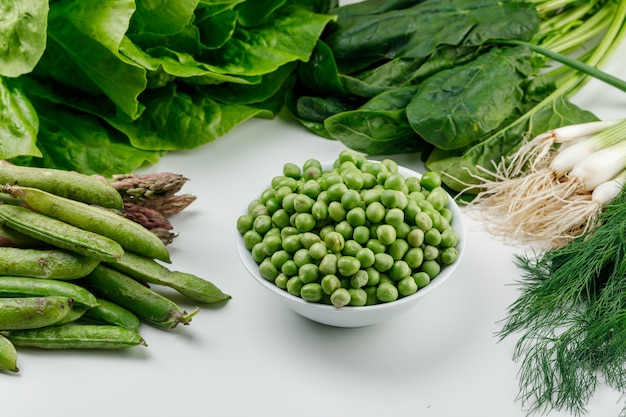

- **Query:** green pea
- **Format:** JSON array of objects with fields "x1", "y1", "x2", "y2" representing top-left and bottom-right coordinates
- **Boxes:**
[
  {"x1": 303, "y1": 158, "x2": 322, "y2": 172},
  {"x1": 294, "y1": 213, "x2": 315, "y2": 232},
  {"x1": 282, "y1": 193, "x2": 297, "y2": 213},
  {"x1": 337, "y1": 256, "x2": 361, "y2": 277},
  {"x1": 405, "y1": 176, "x2": 421, "y2": 193},
  {"x1": 364, "y1": 286, "x2": 379, "y2": 305},
  {"x1": 435, "y1": 216, "x2": 450, "y2": 233},
  {"x1": 330, "y1": 288, "x2": 351, "y2": 307},
  {"x1": 404, "y1": 247, "x2": 424, "y2": 269},
  {"x1": 384, "y1": 173, "x2": 406, "y2": 191},
  {"x1": 319, "y1": 172, "x2": 342, "y2": 190},
  {"x1": 374, "y1": 252, "x2": 394, "y2": 272},
  {"x1": 299, "y1": 263, "x2": 320, "y2": 284},
  {"x1": 361, "y1": 188, "x2": 381, "y2": 205},
  {"x1": 398, "y1": 276, "x2": 418, "y2": 296},
  {"x1": 270, "y1": 250, "x2": 291, "y2": 269},
  {"x1": 243, "y1": 229, "x2": 262, "y2": 251},
  {"x1": 327, "y1": 182, "x2": 349, "y2": 201},
  {"x1": 300, "y1": 232, "x2": 321, "y2": 249},
  {"x1": 301, "y1": 283, "x2": 323, "y2": 302},
  {"x1": 424, "y1": 228, "x2": 442, "y2": 246},
  {"x1": 301, "y1": 179, "x2": 322, "y2": 198},
  {"x1": 395, "y1": 222, "x2": 410, "y2": 239},
  {"x1": 407, "y1": 228, "x2": 424, "y2": 247},
  {"x1": 389, "y1": 260, "x2": 411, "y2": 281},
  {"x1": 328, "y1": 201, "x2": 347, "y2": 222},
  {"x1": 361, "y1": 173, "x2": 377, "y2": 189},
  {"x1": 415, "y1": 212, "x2": 433, "y2": 231},
  {"x1": 237, "y1": 215, "x2": 253, "y2": 234},
  {"x1": 282, "y1": 234, "x2": 302, "y2": 253},
  {"x1": 342, "y1": 169, "x2": 365, "y2": 190},
  {"x1": 283, "y1": 163, "x2": 302, "y2": 178},
  {"x1": 376, "y1": 224, "x2": 396, "y2": 246},
  {"x1": 346, "y1": 207, "x2": 367, "y2": 227},
  {"x1": 274, "y1": 185, "x2": 293, "y2": 203},
  {"x1": 348, "y1": 288, "x2": 367, "y2": 306},
  {"x1": 294, "y1": 194, "x2": 315, "y2": 213},
  {"x1": 262, "y1": 234, "x2": 282, "y2": 256},
  {"x1": 366, "y1": 267, "x2": 381, "y2": 286},
  {"x1": 423, "y1": 245, "x2": 439, "y2": 261},
  {"x1": 325, "y1": 231, "x2": 345, "y2": 253},
  {"x1": 258, "y1": 259, "x2": 278, "y2": 282},
  {"x1": 293, "y1": 248, "x2": 312, "y2": 267},
  {"x1": 321, "y1": 274, "x2": 341, "y2": 295},
  {"x1": 341, "y1": 239, "x2": 360, "y2": 256},
  {"x1": 363, "y1": 161, "x2": 385, "y2": 177},
  {"x1": 413, "y1": 271, "x2": 431, "y2": 288},
  {"x1": 427, "y1": 187, "x2": 448, "y2": 211},
  {"x1": 421, "y1": 260, "x2": 441, "y2": 278},
  {"x1": 420, "y1": 171, "x2": 442, "y2": 191},
  {"x1": 440, "y1": 207, "x2": 453, "y2": 223},
  {"x1": 280, "y1": 226, "x2": 299, "y2": 240},
  {"x1": 356, "y1": 247, "x2": 375, "y2": 269},
  {"x1": 275, "y1": 273, "x2": 289, "y2": 289},
  {"x1": 308, "y1": 241, "x2": 328, "y2": 260},
  {"x1": 365, "y1": 201, "x2": 386, "y2": 223},
  {"x1": 319, "y1": 253, "x2": 338, "y2": 275},
  {"x1": 441, "y1": 228, "x2": 459, "y2": 248},
  {"x1": 353, "y1": 225, "x2": 370, "y2": 244},
  {"x1": 319, "y1": 224, "x2": 334, "y2": 240},
  {"x1": 441, "y1": 247, "x2": 459, "y2": 265},
  {"x1": 312, "y1": 200, "x2": 329, "y2": 221},
  {"x1": 389, "y1": 238, "x2": 409, "y2": 260},
  {"x1": 341, "y1": 189, "x2": 362, "y2": 210},
  {"x1": 350, "y1": 270, "x2": 369, "y2": 289},
  {"x1": 366, "y1": 239, "x2": 386, "y2": 254},
  {"x1": 376, "y1": 282, "x2": 399, "y2": 303},
  {"x1": 403, "y1": 201, "x2": 421, "y2": 226},
  {"x1": 287, "y1": 276, "x2": 304, "y2": 296},
  {"x1": 281, "y1": 260, "x2": 298, "y2": 276},
  {"x1": 380, "y1": 189, "x2": 407, "y2": 209},
  {"x1": 335, "y1": 221, "x2": 353, "y2": 241},
  {"x1": 384, "y1": 208, "x2": 404, "y2": 227},
  {"x1": 251, "y1": 243, "x2": 266, "y2": 263}
]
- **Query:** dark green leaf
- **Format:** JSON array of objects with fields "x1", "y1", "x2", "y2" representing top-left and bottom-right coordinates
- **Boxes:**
[
  {"x1": 426, "y1": 95, "x2": 598, "y2": 192},
  {"x1": 407, "y1": 46, "x2": 534, "y2": 150}
]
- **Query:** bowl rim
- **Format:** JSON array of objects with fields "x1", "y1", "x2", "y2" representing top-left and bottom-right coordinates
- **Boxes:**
[{"x1": 236, "y1": 160, "x2": 466, "y2": 313}]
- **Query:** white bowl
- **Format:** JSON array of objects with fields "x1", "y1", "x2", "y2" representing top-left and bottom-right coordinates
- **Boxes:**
[{"x1": 236, "y1": 161, "x2": 466, "y2": 328}]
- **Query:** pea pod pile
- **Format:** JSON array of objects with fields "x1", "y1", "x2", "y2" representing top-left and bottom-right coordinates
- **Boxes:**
[
  {"x1": 237, "y1": 150, "x2": 460, "y2": 308},
  {"x1": 0, "y1": 165, "x2": 230, "y2": 373}
]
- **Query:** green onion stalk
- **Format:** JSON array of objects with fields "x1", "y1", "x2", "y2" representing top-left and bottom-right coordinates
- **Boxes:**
[{"x1": 464, "y1": 0, "x2": 626, "y2": 247}]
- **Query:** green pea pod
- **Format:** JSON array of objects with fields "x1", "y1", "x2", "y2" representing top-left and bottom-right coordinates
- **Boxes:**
[
  {"x1": 0, "y1": 204, "x2": 124, "y2": 263},
  {"x1": 82, "y1": 298, "x2": 141, "y2": 332},
  {"x1": 0, "y1": 223, "x2": 46, "y2": 248},
  {"x1": 83, "y1": 265, "x2": 198, "y2": 329},
  {"x1": 3, "y1": 324, "x2": 146, "y2": 349},
  {"x1": 0, "y1": 165, "x2": 124, "y2": 210},
  {"x1": 0, "y1": 334, "x2": 18, "y2": 372},
  {"x1": 5, "y1": 185, "x2": 170, "y2": 263},
  {"x1": 54, "y1": 305, "x2": 89, "y2": 326},
  {"x1": 0, "y1": 247, "x2": 99, "y2": 280},
  {"x1": 0, "y1": 277, "x2": 98, "y2": 308},
  {"x1": 0, "y1": 296, "x2": 75, "y2": 330},
  {"x1": 108, "y1": 252, "x2": 231, "y2": 304}
]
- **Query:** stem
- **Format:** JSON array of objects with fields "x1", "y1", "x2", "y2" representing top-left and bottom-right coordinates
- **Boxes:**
[{"x1": 494, "y1": 39, "x2": 626, "y2": 93}]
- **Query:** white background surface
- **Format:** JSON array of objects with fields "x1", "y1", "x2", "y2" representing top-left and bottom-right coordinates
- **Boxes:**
[{"x1": 2, "y1": 9, "x2": 626, "y2": 417}]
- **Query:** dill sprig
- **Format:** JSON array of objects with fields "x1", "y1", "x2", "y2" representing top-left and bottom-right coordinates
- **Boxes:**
[{"x1": 498, "y1": 185, "x2": 626, "y2": 415}]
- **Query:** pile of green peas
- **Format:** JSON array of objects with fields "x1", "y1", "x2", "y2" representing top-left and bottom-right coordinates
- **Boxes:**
[{"x1": 237, "y1": 150, "x2": 460, "y2": 308}]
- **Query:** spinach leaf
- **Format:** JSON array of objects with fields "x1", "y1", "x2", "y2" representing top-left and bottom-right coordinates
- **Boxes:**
[
  {"x1": 200, "y1": 4, "x2": 336, "y2": 76},
  {"x1": 407, "y1": 46, "x2": 534, "y2": 150},
  {"x1": 236, "y1": 0, "x2": 286, "y2": 27},
  {"x1": 18, "y1": 96, "x2": 162, "y2": 176},
  {"x1": 0, "y1": 0, "x2": 49, "y2": 77},
  {"x1": 129, "y1": 0, "x2": 198, "y2": 37},
  {"x1": 323, "y1": 87, "x2": 423, "y2": 154},
  {"x1": 37, "y1": 0, "x2": 147, "y2": 120},
  {"x1": 0, "y1": 77, "x2": 41, "y2": 159},
  {"x1": 426, "y1": 95, "x2": 598, "y2": 192}
]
